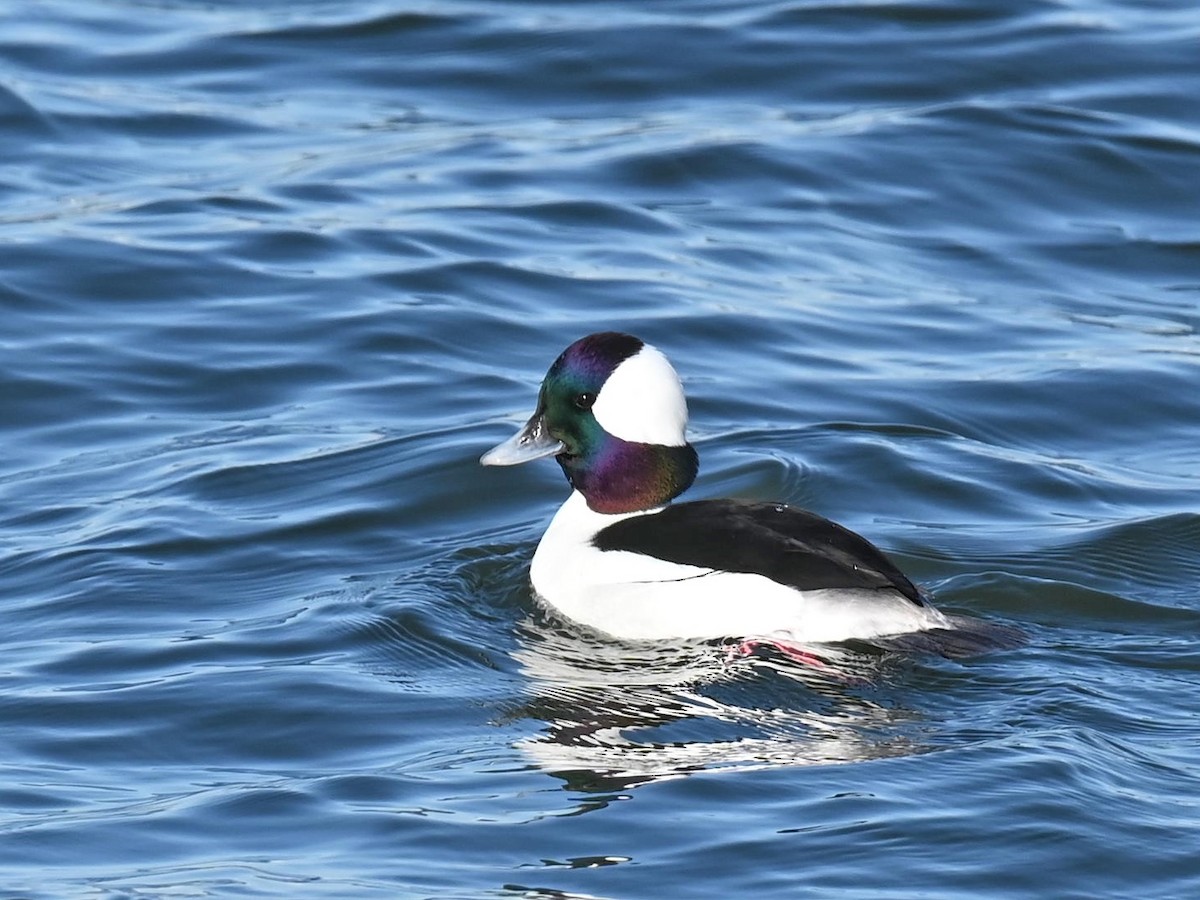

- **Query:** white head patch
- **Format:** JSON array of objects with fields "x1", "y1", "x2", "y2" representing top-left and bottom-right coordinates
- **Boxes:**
[{"x1": 591, "y1": 344, "x2": 689, "y2": 446}]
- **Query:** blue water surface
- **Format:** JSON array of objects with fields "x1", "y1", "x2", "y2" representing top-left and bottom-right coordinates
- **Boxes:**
[{"x1": 3, "y1": 1, "x2": 1200, "y2": 897}]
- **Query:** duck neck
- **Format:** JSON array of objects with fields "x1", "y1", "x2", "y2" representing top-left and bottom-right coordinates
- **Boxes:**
[{"x1": 557, "y1": 439, "x2": 698, "y2": 514}]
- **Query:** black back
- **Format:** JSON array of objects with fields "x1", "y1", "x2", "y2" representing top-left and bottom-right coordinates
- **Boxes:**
[{"x1": 592, "y1": 499, "x2": 924, "y2": 605}]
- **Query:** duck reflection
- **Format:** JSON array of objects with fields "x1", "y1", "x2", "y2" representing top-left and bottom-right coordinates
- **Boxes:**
[{"x1": 510, "y1": 612, "x2": 929, "y2": 792}]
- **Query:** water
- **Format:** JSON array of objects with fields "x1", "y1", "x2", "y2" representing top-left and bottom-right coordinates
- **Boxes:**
[{"x1": 3, "y1": 0, "x2": 1200, "y2": 896}]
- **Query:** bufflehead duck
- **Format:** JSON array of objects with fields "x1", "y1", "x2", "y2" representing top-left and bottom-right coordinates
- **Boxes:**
[{"x1": 482, "y1": 332, "x2": 1020, "y2": 657}]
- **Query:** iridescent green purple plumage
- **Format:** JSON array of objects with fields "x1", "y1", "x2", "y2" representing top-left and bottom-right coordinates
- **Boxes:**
[{"x1": 536, "y1": 332, "x2": 697, "y2": 513}]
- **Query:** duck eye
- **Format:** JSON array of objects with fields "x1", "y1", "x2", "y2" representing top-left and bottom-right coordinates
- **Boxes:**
[{"x1": 574, "y1": 392, "x2": 596, "y2": 411}]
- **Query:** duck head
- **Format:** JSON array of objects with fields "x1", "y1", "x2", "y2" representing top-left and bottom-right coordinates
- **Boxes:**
[{"x1": 481, "y1": 332, "x2": 699, "y2": 514}]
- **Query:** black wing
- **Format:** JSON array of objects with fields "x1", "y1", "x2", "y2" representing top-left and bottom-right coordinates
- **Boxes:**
[{"x1": 592, "y1": 499, "x2": 924, "y2": 605}]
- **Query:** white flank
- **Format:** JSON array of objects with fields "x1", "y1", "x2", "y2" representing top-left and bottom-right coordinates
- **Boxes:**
[
  {"x1": 529, "y1": 492, "x2": 949, "y2": 644},
  {"x1": 590, "y1": 344, "x2": 688, "y2": 446}
]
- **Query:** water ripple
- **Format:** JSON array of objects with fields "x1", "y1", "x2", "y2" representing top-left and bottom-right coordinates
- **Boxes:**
[{"x1": 4, "y1": 0, "x2": 1200, "y2": 896}]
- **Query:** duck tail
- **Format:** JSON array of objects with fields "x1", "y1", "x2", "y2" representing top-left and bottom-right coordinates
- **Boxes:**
[{"x1": 871, "y1": 615, "x2": 1027, "y2": 659}]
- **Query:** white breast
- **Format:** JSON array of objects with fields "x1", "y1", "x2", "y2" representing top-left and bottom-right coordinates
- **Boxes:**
[{"x1": 529, "y1": 492, "x2": 948, "y2": 643}]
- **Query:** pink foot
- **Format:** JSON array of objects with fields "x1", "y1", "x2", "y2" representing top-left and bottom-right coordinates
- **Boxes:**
[{"x1": 731, "y1": 639, "x2": 828, "y2": 668}]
